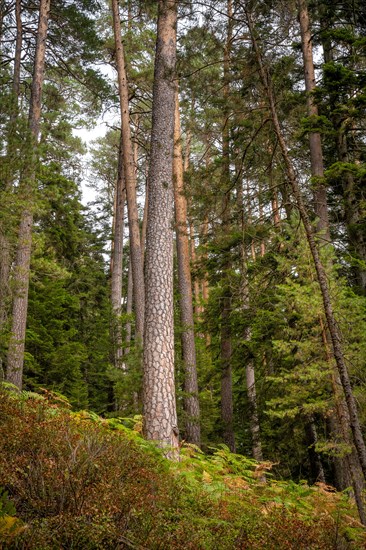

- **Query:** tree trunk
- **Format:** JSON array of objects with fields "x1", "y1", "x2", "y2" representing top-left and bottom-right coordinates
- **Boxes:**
[
  {"x1": 6, "y1": 0, "x2": 51, "y2": 389},
  {"x1": 220, "y1": 0, "x2": 235, "y2": 453},
  {"x1": 124, "y1": 257, "x2": 133, "y2": 357},
  {"x1": 189, "y1": 221, "x2": 201, "y2": 317},
  {"x1": 320, "y1": 317, "x2": 366, "y2": 523},
  {"x1": 111, "y1": 0, "x2": 145, "y2": 341},
  {"x1": 0, "y1": 0, "x2": 23, "y2": 331},
  {"x1": 143, "y1": 0, "x2": 179, "y2": 454},
  {"x1": 246, "y1": 7, "x2": 366, "y2": 485},
  {"x1": 305, "y1": 418, "x2": 325, "y2": 483},
  {"x1": 173, "y1": 89, "x2": 201, "y2": 446},
  {"x1": 111, "y1": 139, "x2": 126, "y2": 368},
  {"x1": 242, "y1": 262, "x2": 263, "y2": 461},
  {"x1": 237, "y1": 157, "x2": 263, "y2": 460},
  {"x1": 298, "y1": 0, "x2": 330, "y2": 239}
]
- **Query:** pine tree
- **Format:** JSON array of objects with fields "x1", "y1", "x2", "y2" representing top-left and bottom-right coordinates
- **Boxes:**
[{"x1": 143, "y1": 0, "x2": 179, "y2": 452}]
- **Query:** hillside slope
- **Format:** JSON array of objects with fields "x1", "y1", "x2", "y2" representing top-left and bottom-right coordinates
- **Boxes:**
[{"x1": 0, "y1": 388, "x2": 364, "y2": 549}]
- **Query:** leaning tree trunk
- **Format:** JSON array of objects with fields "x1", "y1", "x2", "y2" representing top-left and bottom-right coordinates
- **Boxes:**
[
  {"x1": 6, "y1": 0, "x2": 51, "y2": 389},
  {"x1": 111, "y1": 0, "x2": 145, "y2": 341},
  {"x1": 173, "y1": 89, "x2": 201, "y2": 447},
  {"x1": 245, "y1": 7, "x2": 366, "y2": 486},
  {"x1": 299, "y1": 0, "x2": 365, "y2": 517},
  {"x1": 143, "y1": 0, "x2": 179, "y2": 454}
]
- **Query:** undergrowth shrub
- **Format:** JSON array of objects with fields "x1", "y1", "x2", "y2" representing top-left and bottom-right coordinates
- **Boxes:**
[{"x1": 0, "y1": 388, "x2": 364, "y2": 549}]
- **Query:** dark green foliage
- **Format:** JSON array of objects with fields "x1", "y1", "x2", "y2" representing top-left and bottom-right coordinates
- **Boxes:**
[{"x1": 23, "y1": 164, "x2": 112, "y2": 412}]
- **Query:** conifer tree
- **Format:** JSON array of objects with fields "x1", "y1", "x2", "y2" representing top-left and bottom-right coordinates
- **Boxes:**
[
  {"x1": 173, "y1": 88, "x2": 200, "y2": 446},
  {"x1": 143, "y1": 0, "x2": 179, "y2": 452},
  {"x1": 6, "y1": 0, "x2": 51, "y2": 389}
]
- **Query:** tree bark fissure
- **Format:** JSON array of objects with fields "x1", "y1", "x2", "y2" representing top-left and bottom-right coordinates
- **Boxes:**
[{"x1": 143, "y1": 0, "x2": 179, "y2": 454}]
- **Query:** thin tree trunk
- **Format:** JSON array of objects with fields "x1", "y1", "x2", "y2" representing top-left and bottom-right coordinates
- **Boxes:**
[
  {"x1": 320, "y1": 317, "x2": 366, "y2": 523},
  {"x1": 143, "y1": 0, "x2": 179, "y2": 453},
  {"x1": 111, "y1": 139, "x2": 126, "y2": 368},
  {"x1": 298, "y1": 0, "x2": 330, "y2": 239},
  {"x1": 220, "y1": 0, "x2": 235, "y2": 453},
  {"x1": 242, "y1": 261, "x2": 263, "y2": 461},
  {"x1": 124, "y1": 257, "x2": 133, "y2": 356},
  {"x1": 305, "y1": 418, "x2": 326, "y2": 483},
  {"x1": 189, "y1": 222, "x2": 201, "y2": 317},
  {"x1": 258, "y1": 181, "x2": 265, "y2": 257},
  {"x1": 246, "y1": 7, "x2": 366, "y2": 484},
  {"x1": 111, "y1": 0, "x2": 145, "y2": 341},
  {"x1": 141, "y1": 176, "x2": 148, "y2": 269},
  {"x1": 6, "y1": 0, "x2": 51, "y2": 389},
  {"x1": 185, "y1": 133, "x2": 201, "y2": 318},
  {"x1": 237, "y1": 154, "x2": 263, "y2": 460},
  {"x1": 0, "y1": 0, "x2": 23, "y2": 330},
  {"x1": 173, "y1": 89, "x2": 201, "y2": 446},
  {"x1": 125, "y1": 122, "x2": 145, "y2": 357}
]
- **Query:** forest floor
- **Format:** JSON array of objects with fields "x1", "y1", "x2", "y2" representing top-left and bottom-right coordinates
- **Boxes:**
[{"x1": 0, "y1": 387, "x2": 365, "y2": 549}]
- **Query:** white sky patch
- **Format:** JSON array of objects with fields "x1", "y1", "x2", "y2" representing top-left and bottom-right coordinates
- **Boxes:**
[{"x1": 73, "y1": 63, "x2": 118, "y2": 206}]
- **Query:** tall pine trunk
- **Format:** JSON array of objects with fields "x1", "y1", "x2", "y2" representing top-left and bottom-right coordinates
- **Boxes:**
[
  {"x1": 173, "y1": 89, "x2": 201, "y2": 446},
  {"x1": 143, "y1": 0, "x2": 179, "y2": 453},
  {"x1": 111, "y1": 0, "x2": 145, "y2": 341},
  {"x1": 6, "y1": 0, "x2": 50, "y2": 389}
]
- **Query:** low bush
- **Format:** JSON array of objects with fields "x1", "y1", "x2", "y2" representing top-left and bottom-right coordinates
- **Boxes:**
[{"x1": 0, "y1": 388, "x2": 364, "y2": 549}]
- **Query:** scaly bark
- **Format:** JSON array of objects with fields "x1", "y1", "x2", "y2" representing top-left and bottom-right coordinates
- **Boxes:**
[
  {"x1": 143, "y1": 0, "x2": 179, "y2": 453},
  {"x1": 173, "y1": 89, "x2": 201, "y2": 446},
  {"x1": 111, "y1": 0, "x2": 145, "y2": 340},
  {"x1": 6, "y1": 0, "x2": 51, "y2": 389}
]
